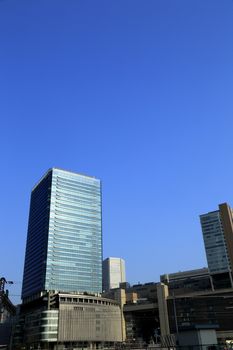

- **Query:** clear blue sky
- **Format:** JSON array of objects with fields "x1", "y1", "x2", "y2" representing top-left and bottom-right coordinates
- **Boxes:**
[{"x1": 0, "y1": 0, "x2": 233, "y2": 303}]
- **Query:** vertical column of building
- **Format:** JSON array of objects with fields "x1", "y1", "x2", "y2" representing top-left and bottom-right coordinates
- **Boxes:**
[
  {"x1": 157, "y1": 283, "x2": 170, "y2": 337},
  {"x1": 114, "y1": 289, "x2": 127, "y2": 341},
  {"x1": 22, "y1": 170, "x2": 52, "y2": 301},
  {"x1": 219, "y1": 203, "x2": 233, "y2": 287}
]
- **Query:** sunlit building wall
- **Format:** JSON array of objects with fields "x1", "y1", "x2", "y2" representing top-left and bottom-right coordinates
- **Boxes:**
[
  {"x1": 22, "y1": 168, "x2": 102, "y2": 300},
  {"x1": 103, "y1": 257, "x2": 125, "y2": 291}
]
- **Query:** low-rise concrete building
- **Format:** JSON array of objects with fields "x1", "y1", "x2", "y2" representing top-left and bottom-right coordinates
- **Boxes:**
[{"x1": 14, "y1": 292, "x2": 124, "y2": 350}]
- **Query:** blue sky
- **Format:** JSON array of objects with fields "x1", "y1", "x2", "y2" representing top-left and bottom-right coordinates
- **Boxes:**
[{"x1": 0, "y1": 0, "x2": 233, "y2": 303}]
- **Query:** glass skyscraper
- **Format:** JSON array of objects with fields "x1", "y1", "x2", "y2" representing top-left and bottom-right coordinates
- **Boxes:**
[
  {"x1": 200, "y1": 202, "x2": 233, "y2": 289},
  {"x1": 200, "y1": 210, "x2": 229, "y2": 274},
  {"x1": 22, "y1": 168, "x2": 102, "y2": 300}
]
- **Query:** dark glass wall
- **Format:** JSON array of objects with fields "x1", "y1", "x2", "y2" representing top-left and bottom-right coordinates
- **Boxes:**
[{"x1": 22, "y1": 171, "x2": 52, "y2": 299}]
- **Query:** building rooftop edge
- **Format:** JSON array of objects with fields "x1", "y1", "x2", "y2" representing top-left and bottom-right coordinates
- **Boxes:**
[
  {"x1": 32, "y1": 167, "x2": 100, "y2": 191},
  {"x1": 103, "y1": 257, "x2": 125, "y2": 261},
  {"x1": 160, "y1": 267, "x2": 209, "y2": 278},
  {"x1": 199, "y1": 203, "x2": 232, "y2": 217},
  {"x1": 200, "y1": 210, "x2": 219, "y2": 217}
]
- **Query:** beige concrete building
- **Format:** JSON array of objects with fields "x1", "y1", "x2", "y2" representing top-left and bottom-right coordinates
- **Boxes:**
[
  {"x1": 14, "y1": 292, "x2": 124, "y2": 349},
  {"x1": 156, "y1": 283, "x2": 170, "y2": 337},
  {"x1": 58, "y1": 293, "x2": 123, "y2": 343}
]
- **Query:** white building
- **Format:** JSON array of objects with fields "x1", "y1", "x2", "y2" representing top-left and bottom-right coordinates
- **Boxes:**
[{"x1": 103, "y1": 257, "x2": 126, "y2": 291}]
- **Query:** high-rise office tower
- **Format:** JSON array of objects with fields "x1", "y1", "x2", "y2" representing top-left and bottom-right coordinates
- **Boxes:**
[
  {"x1": 22, "y1": 168, "x2": 102, "y2": 300},
  {"x1": 200, "y1": 203, "x2": 233, "y2": 289},
  {"x1": 102, "y1": 257, "x2": 126, "y2": 291}
]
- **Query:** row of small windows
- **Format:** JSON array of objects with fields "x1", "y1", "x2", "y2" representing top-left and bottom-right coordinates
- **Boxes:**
[
  {"x1": 47, "y1": 256, "x2": 101, "y2": 265},
  {"x1": 46, "y1": 270, "x2": 101, "y2": 277},
  {"x1": 55, "y1": 173, "x2": 99, "y2": 183},
  {"x1": 53, "y1": 225, "x2": 101, "y2": 234},
  {"x1": 53, "y1": 201, "x2": 100, "y2": 214},
  {"x1": 53, "y1": 194, "x2": 100, "y2": 206},
  {"x1": 54, "y1": 175, "x2": 99, "y2": 188},
  {"x1": 49, "y1": 231, "x2": 101, "y2": 243},
  {"x1": 48, "y1": 255, "x2": 102, "y2": 266},
  {"x1": 46, "y1": 271, "x2": 101, "y2": 277},
  {"x1": 54, "y1": 186, "x2": 100, "y2": 200},
  {"x1": 46, "y1": 262, "x2": 101, "y2": 270},
  {"x1": 49, "y1": 245, "x2": 101, "y2": 254},
  {"x1": 54, "y1": 186, "x2": 99, "y2": 199},
  {"x1": 53, "y1": 210, "x2": 100, "y2": 223},
  {"x1": 48, "y1": 237, "x2": 101, "y2": 245},
  {"x1": 54, "y1": 210, "x2": 100, "y2": 219},
  {"x1": 53, "y1": 216, "x2": 101, "y2": 226},
  {"x1": 46, "y1": 275, "x2": 101, "y2": 282},
  {"x1": 49, "y1": 234, "x2": 100, "y2": 244},
  {"x1": 54, "y1": 178, "x2": 100, "y2": 191},
  {"x1": 53, "y1": 219, "x2": 101, "y2": 230},
  {"x1": 53, "y1": 200, "x2": 100, "y2": 212},
  {"x1": 206, "y1": 244, "x2": 226, "y2": 251},
  {"x1": 48, "y1": 254, "x2": 101, "y2": 263},
  {"x1": 47, "y1": 277, "x2": 101, "y2": 283},
  {"x1": 48, "y1": 245, "x2": 101, "y2": 254},
  {"x1": 59, "y1": 296, "x2": 117, "y2": 306},
  {"x1": 48, "y1": 243, "x2": 98, "y2": 256},
  {"x1": 49, "y1": 254, "x2": 102, "y2": 262},
  {"x1": 54, "y1": 193, "x2": 98, "y2": 206}
]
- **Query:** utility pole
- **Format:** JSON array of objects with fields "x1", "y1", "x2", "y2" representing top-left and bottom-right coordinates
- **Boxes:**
[
  {"x1": 0, "y1": 277, "x2": 14, "y2": 293},
  {"x1": 0, "y1": 277, "x2": 14, "y2": 323}
]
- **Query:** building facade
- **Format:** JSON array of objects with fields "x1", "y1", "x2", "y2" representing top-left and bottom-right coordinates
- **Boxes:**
[
  {"x1": 16, "y1": 168, "x2": 126, "y2": 349},
  {"x1": 102, "y1": 257, "x2": 126, "y2": 291},
  {"x1": 22, "y1": 168, "x2": 102, "y2": 300},
  {"x1": 14, "y1": 292, "x2": 123, "y2": 349},
  {"x1": 200, "y1": 203, "x2": 233, "y2": 289},
  {"x1": 0, "y1": 290, "x2": 16, "y2": 349},
  {"x1": 160, "y1": 267, "x2": 212, "y2": 294}
]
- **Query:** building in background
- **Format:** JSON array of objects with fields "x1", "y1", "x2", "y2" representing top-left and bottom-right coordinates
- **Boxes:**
[
  {"x1": 103, "y1": 257, "x2": 126, "y2": 291},
  {"x1": 160, "y1": 267, "x2": 212, "y2": 294},
  {"x1": 158, "y1": 267, "x2": 233, "y2": 346},
  {"x1": 165, "y1": 285, "x2": 233, "y2": 345},
  {"x1": 107, "y1": 268, "x2": 233, "y2": 346},
  {"x1": 15, "y1": 171, "x2": 233, "y2": 348},
  {"x1": 22, "y1": 168, "x2": 102, "y2": 300},
  {"x1": 200, "y1": 203, "x2": 233, "y2": 289}
]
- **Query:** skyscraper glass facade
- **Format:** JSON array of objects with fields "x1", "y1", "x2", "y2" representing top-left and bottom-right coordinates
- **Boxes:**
[
  {"x1": 22, "y1": 168, "x2": 102, "y2": 299},
  {"x1": 200, "y1": 210, "x2": 229, "y2": 274}
]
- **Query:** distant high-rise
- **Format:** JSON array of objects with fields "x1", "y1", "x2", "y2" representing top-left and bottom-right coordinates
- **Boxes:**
[
  {"x1": 200, "y1": 203, "x2": 233, "y2": 289},
  {"x1": 103, "y1": 257, "x2": 126, "y2": 291},
  {"x1": 22, "y1": 168, "x2": 102, "y2": 300}
]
